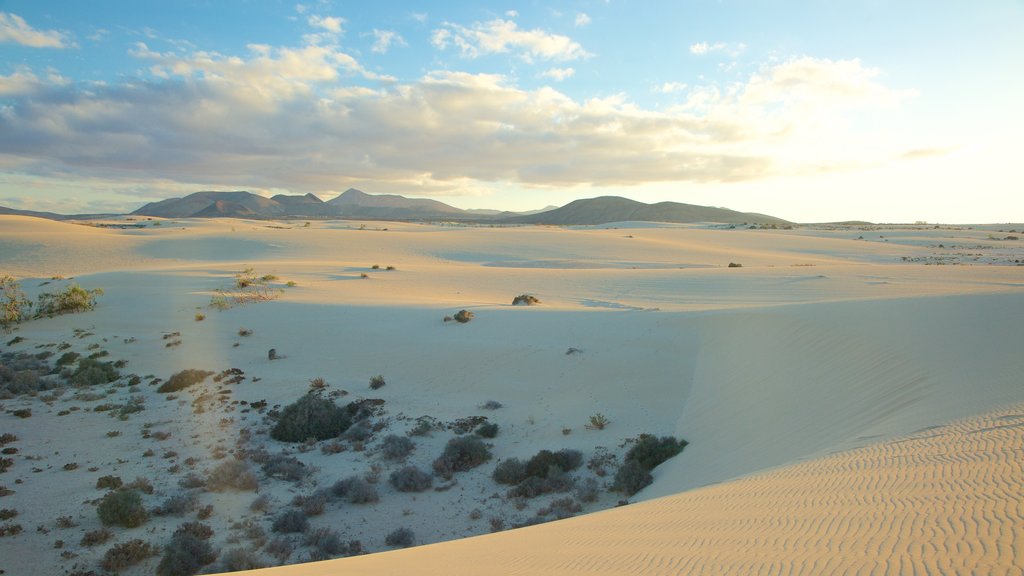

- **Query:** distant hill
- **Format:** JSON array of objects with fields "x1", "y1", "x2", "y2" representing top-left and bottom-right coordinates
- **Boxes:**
[
  {"x1": 500, "y1": 196, "x2": 790, "y2": 226},
  {"x1": 325, "y1": 188, "x2": 465, "y2": 220},
  {"x1": 133, "y1": 191, "x2": 286, "y2": 218}
]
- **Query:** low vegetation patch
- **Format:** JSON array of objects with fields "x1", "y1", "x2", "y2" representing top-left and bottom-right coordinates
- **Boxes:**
[
  {"x1": 433, "y1": 436, "x2": 492, "y2": 478},
  {"x1": 102, "y1": 538, "x2": 157, "y2": 572},
  {"x1": 206, "y1": 460, "x2": 259, "y2": 492},
  {"x1": 157, "y1": 522, "x2": 217, "y2": 576},
  {"x1": 271, "y1": 392, "x2": 352, "y2": 442},
  {"x1": 157, "y1": 369, "x2": 214, "y2": 393},
  {"x1": 0, "y1": 276, "x2": 32, "y2": 331},
  {"x1": 389, "y1": 466, "x2": 433, "y2": 493},
  {"x1": 97, "y1": 489, "x2": 148, "y2": 528},
  {"x1": 385, "y1": 527, "x2": 415, "y2": 548},
  {"x1": 35, "y1": 284, "x2": 104, "y2": 317},
  {"x1": 512, "y1": 294, "x2": 540, "y2": 306},
  {"x1": 612, "y1": 434, "x2": 688, "y2": 496}
]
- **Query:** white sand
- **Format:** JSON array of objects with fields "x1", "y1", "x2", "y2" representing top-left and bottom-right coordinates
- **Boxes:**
[{"x1": 0, "y1": 215, "x2": 1021, "y2": 575}]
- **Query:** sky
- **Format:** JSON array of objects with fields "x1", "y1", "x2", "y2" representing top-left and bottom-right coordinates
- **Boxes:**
[{"x1": 0, "y1": 1, "x2": 1022, "y2": 223}]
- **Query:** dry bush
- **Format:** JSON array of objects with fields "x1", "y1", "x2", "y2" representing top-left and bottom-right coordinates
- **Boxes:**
[
  {"x1": 271, "y1": 509, "x2": 308, "y2": 534},
  {"x1": 389, "y1": 466, "x2": 433, "y2": 493},
  {"x1": 206, "y1": 460, "x2": 259, "y2": 492},
  {"x1": 385, "y1": 527, "x2": 415, "y2": 548},
  {"x1": 157, "y1": 369, "x2": 214, "y2": 394},
  {"x1": 102, "y1": 539, "x2": 157, "y2": 572},
  {"x1": 331, "y1": 475, "x2": 379, "y2": 504},
  {"x1": 432, "y1": 436, "x2": 491, "y2": 478},
  {"x1": 270, "y1": 393, "x2": 351, "y2": 443}
]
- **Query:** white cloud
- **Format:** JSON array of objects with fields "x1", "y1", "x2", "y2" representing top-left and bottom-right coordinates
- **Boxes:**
[
  {"x1": 506, "y1": 10, "x2": 519, "y2": 17},
  {"x1": 308, "y1": 15, "x2": 345, "y2": 34},
  {"x1": 0, "y1": 54, "x2": 919, "y2": 202},
  {"x1": 690, "y1": 41, "x2": 746, "y2": 57},
  {"x1": 432, "y1": 19, "x2": 591, "y2": 61},
  {"x1": 0, "y1": 12, "x2": 70, "y2": 48},
  {"x1": 575, "y1": 13, "x2": 591, "y2": 27},
  {"x1": 540, "y1": 67, "x2": 575, "y2": 81},
  {"x1": 371, "y1": 29, "x2": 406, "y2": 54},
  {"x1": 411, "y1": 12, "x2": 428, "y2": 23},
  {"x1": 654, "y1": 81, "x2": 687, "y2": 94},
  {"x1": 689, "y1": 41, "x2": 726, "y2": 55}
]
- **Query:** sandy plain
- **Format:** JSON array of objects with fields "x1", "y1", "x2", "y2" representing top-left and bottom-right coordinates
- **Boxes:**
[{"x1": 0, "y1": 214, "x2": 1021, "y2": 575}]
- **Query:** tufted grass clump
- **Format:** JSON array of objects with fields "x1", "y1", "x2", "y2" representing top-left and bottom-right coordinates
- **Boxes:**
[
  {"x1": 206, "y1": 459, "x2": 259, "y2": 492},
  {"x1": 35, "y1": 284, "x2": 103, "y2": 318}
]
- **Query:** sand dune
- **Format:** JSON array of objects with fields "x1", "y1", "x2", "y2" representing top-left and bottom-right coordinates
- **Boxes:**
[
  {"x1": 278, "y1": 402, "x2": 1023, "y2": 575},
  {"x1": 0, "y1": 215, "x2": 1021, "y2": 575}
]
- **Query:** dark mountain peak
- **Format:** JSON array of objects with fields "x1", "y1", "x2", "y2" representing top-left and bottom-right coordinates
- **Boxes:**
[{"x1": 502, "y1": 196, "x2": 789, "y2": 226}]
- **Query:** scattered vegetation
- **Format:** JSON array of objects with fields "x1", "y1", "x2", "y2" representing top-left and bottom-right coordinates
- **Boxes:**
[
  {"x1": 453, "y1": 309, "x2": 474, "y2": 323},
  {"x1": 80, "y1": 527, "x2": 113, "y2": 547},
  {"x1": 271, "y1": 392, "x2": 352, "y2": 442},
  {"x1": 157, "y1": 369, "x2": 214, "y2": 393},
  {"x1": 586, "y1": 413, "x2": 610, "y2": 430},
  {"x1": 728, "y1": 262, "x2": 743, "y2": 268},
  {"x1": 206, "y1": 460, "x2": 259, "y2": 492},
  {"x1": 475, "y1": 422, "x2": 499, "y2": 438},
  {"x1": 68, "y1": 357, "x2": 121, "y2": 388},
  {"x1": 271, "y1": 509, "x2": 309, "y2": 534},
  {"x1": 213, "y1": 548, "x2": 266, "y2": 571},
  {"x1": 369, "y1": 374, "x2": 386, "y2": 390},
  {"x1": 95, "y1": 475, "x2": 123, "y2": 490},
  {"x1": 35, "y1": 284, "x2": 104, "y2": 317}
]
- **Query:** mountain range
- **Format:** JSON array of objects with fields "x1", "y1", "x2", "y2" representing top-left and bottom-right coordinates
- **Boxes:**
[{"x1": 3, "y1": 189, "x2": 790, "y2": 225}]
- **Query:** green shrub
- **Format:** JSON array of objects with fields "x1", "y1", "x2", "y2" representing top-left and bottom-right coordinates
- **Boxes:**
[
  {"x1": 305, "y1": 527, "x2": 343, "y2": 560},
  {"x1": 624, "y1": 435, "x2": 688, "y2": 471},
  {"x1": 369, "y1": 375, "x2": 386, "y2": 390},
  {"x1": 55, "y1": 351, "x2": 80, "y2": 368},
  {"x1": 214, "y1": 548, "x2": 266, "y2": 571},
  {"x1": 511, "y1": 294, "x2": 540, "y2": 306},
  {"x1": 380, "y1": 434, "x2": 414, "y2": 460},
  {"x1": 0, "y1": 277, "x2": 32, "y2": 331},
  {"x1": 508, "y1": 467, "x2": 575, "y2": 499},
  {"x1": 35, "y1": 284, "x2": 103, "y2": 317},
  {"x1": 261, "y1": 454, "x2": 308, "y2": 482},
  {"x1": 492, "y1": 458, "x2": 527, "y2": 485},
  {"x1": 68, "y1": 358, "x2": 120, "y2": 387},
  {"x1": 385, "y1": 527, "x2": 415, "y2": 548},
  {"x1": 102, "y1": 538, "x2": 157, "y2": 572},
  {"x1": 432, "y1": 436, "x2": 491, "y2": 477},
  {"x1": 95, "y1": 475, "x2": 123, "y2": 490},
  {"x1": 389, "y1": 466, "x2": 433, "y2": 493},
  {"x1": 271, "y1": 509, "x2": 308, "y2": 534},
  {"x1": 97, "y1": 489, "x2": 148, "y2": 528},
  {"x1": 524, "y1": 449, "x2": 582, "y2": 479},
  {"x1": 270, "y1": 393, "x2": 351, "y2": 442},
  {"x1": 612, "y1": 459, "x2": 652, "y2": 496},
  {"x1": 475, "y1": 422, "x2": 499, "y2": 438},
  {"x1": 331, "y1": 475, "x2": 379, "y2": 504},
  {"x1": 453, "y1": 309, "x2": 474, "y2": 323},
  {"x1": 157, "y1": 369, "x2": 214, "y2": 393},
  {"x1": 156, "y1": 522, "x2": 216, "y2": 576}
]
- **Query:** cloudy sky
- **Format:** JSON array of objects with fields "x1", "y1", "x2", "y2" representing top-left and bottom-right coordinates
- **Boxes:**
[{"x1": 1, "y1": 1, "x2": 1021, "y2": 222}]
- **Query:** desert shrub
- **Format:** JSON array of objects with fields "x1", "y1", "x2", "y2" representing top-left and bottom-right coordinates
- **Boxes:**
[
  {"x1": 512, "y1": 294, "x2": 540, "y2": 306},
  {"x1": 612, "y1": 459, "x2": 653, "y2": 496},
  {"x1": 0, "y1": 508, "x2": 15, "y2": 520},
  {"x1": 292, "y1": 490, "x2": 329, "y2": 516},
  {"x1": 270, "y1": 393, "x2": 351, "y2": 442},
  {"x1": 385, "y1": 527, "x2": 415, "y2": 548},
  {"x1": 0, "y1": 457, "x2": 13, "y2": 473},
  {"x1": 432, "y1": 436, "x2": 491, "y2": 477},
  {"x1": 380, "y1": 434, "x2": 414, "y2": 460},
  {"x1": 102, "y1": 538, "x2": 157, "y2": 571},
  {"x1": 508, "y1": 468, "x2": 575, "y2": 499},
  {"x1": 261, "y1": 454, "x2": 307, "y2": 482},
  {"x1": 214, "y1": 548, "x2": 266, "y2": 571},
  {"x1": 331, "y1": 475, "x2": 379, "y2": 504},
  {"x1": 35, "y1": 284, "x2": 103, "y2": 317},
  {"x1": 264, "y1": 537, "x2": 294, "y2": 563},
  {"x1": 305, "y1": 527, "x2": 343, "y2": 560},
  {"x1": 475, "y1": 422, "x2": 499, "y2": 438},
  {"x1": 728, "y1": 262, "x2": 743, "y2": 268},
  {"x1": 206, "y1": 460, "x2": 259, "y2": 491},
  {"x1": 126, "y1": 476, "x2": 154, "y2": 494},
  {"x1": 156, "y1": 523, "x2": 216, "y2": 576},
  {"x1": 153, "y1": 492, "x2": 199, "y2": 516},
  {"x1": 453, "y1": 309, "x2": 474, "y2": 323},
  {"x1": 624, "y1": 435, "x2": 688, "y2": 471},
  {"x1": 342, "y1": 421, "x2": 374, "y2": 442},
  {"x1": 575, "y1": 477, "x2": 600, "y2": 503},
  {"x1": 524, "y1": 449, "x2": 583, "y2": 479},
  {"x1": 97, "y1": 489, "x2": 147, "y2": 528},
  {"x1": 95, "y1": 475, "x2": 123, "y2": 491},
  {"x1": 0, "y1": 523, "x2": 22, "y2": 537},
  {"x1": 369, "y1": 375, "x2": 386, "y2": 390},
  {"x1": 80, "y1": 527, "x2": 113, "y2": 547},
  {"x1": 540, "y1": 497, "x2": 582, "y2": 519},
  {"x1": 492, "y1": 458, "x2": 528, "y2": 485},
  {"x1": 389, "y1": 466, "x2": 433, "y2": 493},
  {"x1": 271, "y1": 509, "x2": 309, "y2": 534},
  {"x1": 178, "y1": 472, "x2": 205, "y2": 489},
  {"x1": 68, "y1": 358, "x2": 120, "y2": 387},
  {"x1": 55, "y1": 351, "x2": 80, "y2": 368},
  {"x1": 0, "y1": 276, "x2": 32, "y2": 330},
  {"x1": 480, "y1": 400, "x2": 503, "y2": 410},
  {"x1": 157, "y1": 369, "x2": 214, "y2": 393}
]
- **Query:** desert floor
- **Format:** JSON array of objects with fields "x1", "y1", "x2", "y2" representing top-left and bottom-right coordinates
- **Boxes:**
[{"x1": 0, "y1": 215, "x2": 1022, "y2": 575}]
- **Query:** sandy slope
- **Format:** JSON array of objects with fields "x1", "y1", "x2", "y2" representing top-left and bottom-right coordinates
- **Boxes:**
[
  {"x1": 0, "y1": 215, "x2": 1021, "y2": 575},
  {"x1": 251, "y1": 402, "x2": 1024, "y2": 575}
]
